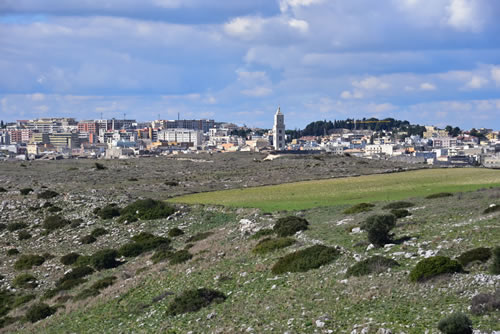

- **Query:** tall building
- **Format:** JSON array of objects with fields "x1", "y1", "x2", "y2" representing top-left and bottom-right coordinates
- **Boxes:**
[{"x1": 273, "y1": 106, "x2": 285, "y2": 151}]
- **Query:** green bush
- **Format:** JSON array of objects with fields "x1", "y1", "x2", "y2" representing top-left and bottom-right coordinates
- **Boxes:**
[
  {"x1": 7, "y1": 248, "x2": 19, "y2": 256},
  {"x1": 57, "y1": 266, "x2": 94, "y2": 286},
  {"x1": 43, "y1": 215, "x2": 70, "y2": 231},
  {"x1": 75, "y1": 276, "x2": 117, "y2": 300},
  {"x1": 168, "y1": 250, "x2": 193, "y2": 265},
  {"x1": 437, "y1": 313, "x2": 473, "y2": 334},
  {"x1": 90, "y1": 227, "x2": 108, "y2": 238},
  {"x1": 271, "y1": 245, "x2": 340, "y2": 274},
  {"x1": 252, "y1": 237, "x2": 295, "y2": 254},
  {"x1": 94, "y1": 162, "x2": 107, "y2": 170},
  {"x1": 120, "y1": 198, "x2": 175, "y2": 220},
  {"x1": 168, "y1": 227, "x2": 184, "y2": 237},
  {"x1": 74, "y1": 255, "x2": 92, "y2": 267},
  {"x1": 273, "y1": 216, "x2": 309, "y2": 237},
  {"x1": 47, "y1": 206, "x2": 62, "y2": 213},
  {"x1": 470, "y1": 289, "x2": 500, "y2": 315},
  {"x1": 187, "y1": 231, "x2": 213, "y2": 243},
  {"x1": 60, "y1": 253, "x2": 81, "y2": 266},
  {"x1": 343, "y1": 203, "x2": 375, "y2": 214},
  {"x1": 490, "y1": 246, "x2": 500, "y2": 275},
  {"x1": 37, "y1": 190, "x2": 59, "y2": 199},
  {"x1": 20, "y1": 188, "x2": 33, "y2": 196},
  {"x1": 456, "y1": 247, "x2": 491, "y2": 266},
  {"x1": 250, "y1": 228, "x2": 275, "y2": 239},
  {"x1": 90, "y1": 249, "x2": 119, "y2": 270},
  {"x1": 118, "y1": 242, "x2": 145, "y2": 257},
  {"x1": 151, "y1": 248, "x2": 173, "y2": 264},
  {"x1": 18, "y1": 230, "x2": 32, "y2": 240},
  {"x1": 346, "y1": 256, "x2": 400, "y2": 277},
  {"x1": 12, "y1": 294, "x2": 36, "y2": 308},
  {"x1": 483, "y1": 205, "x2": 500, "y2": 214},
  {"x1": 362, "y1": 214, "x2": 396, "y2": 247},
  {"x1": 0, "y1": 187, "x2": 7, "y2": 193},
  {"x1": 0, "y1": 289, "x2": 14, "y2": 317},
  {"x1": 0, "y1": 223, "x2": 5, "y2": 230},
  {"x1": 7, "y1": 222, "x2": 27, "y2": 232},
  {"x1": 119, "y1": 233, "x2": 170, "y2": 258},
  {"x1": 13, "y1": 273, "x2": 38, "y2": 289},
  {"x1": 426, "y1": 192, "x2": 453, "y2": 199},
  {"x1": 390, "y1": 209, "x2": 411, "y2": 219},
  {"x1": 165, "y1": 181, "x2": 179, "y2": 186},
  {"x1": 80, "y1": 235, "x2": 96, "y2": 244},
  {"x1": 25, "y1": 303, "x2": 56, "y2": 323},
  {"x1": 382, "y1": 201, "x2": 414, "y2": 210},
  {"x1": 14, "y1": 254, "x2": 45, "y2": 270},
  {"x1": 95, "y1": 204, "x2": 121, "y2": 220},
  {"x1": 167, "y1": 288, "x2": 226, "y2": 316},
  {"x1": 117, "y1": 212, "x2": 138, "y2": 224},
  {"x1": 70, "y1": 219, "x2": 83, "y2": 228},
  {"x1": 409, "y1": 256, "x2": 463, "y2": 282}
]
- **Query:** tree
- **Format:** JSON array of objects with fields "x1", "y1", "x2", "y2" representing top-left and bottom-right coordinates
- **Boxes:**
[{"x1": 0, "y1": 120, "x2": 4, "y2": 128}]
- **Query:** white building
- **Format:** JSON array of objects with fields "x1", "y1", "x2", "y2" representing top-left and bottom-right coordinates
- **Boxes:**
[
  {"x1": 158, "y1": 129, "x2": 203, "y2": 148},
  {"x1": 272, "y1": 106, "x2": 285, "y2": 150}
]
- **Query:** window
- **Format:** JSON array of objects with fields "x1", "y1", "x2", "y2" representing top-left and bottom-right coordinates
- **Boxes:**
[
  {"x1": 279, "y1": 129, "x2": 282, "y2": 134},
  {"x1": 279, "y1": 136, "x2": 282, "y2": 141}
]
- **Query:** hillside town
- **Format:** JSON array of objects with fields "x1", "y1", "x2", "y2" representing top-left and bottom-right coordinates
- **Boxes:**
[{"x1": 0, "y1": 108, "x2": 499, "y2": 168}]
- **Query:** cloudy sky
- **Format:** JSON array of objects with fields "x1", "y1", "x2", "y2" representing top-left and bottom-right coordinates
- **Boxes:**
[{"x1": 1, "y1": 0, "x2": 500, "y2": 129}]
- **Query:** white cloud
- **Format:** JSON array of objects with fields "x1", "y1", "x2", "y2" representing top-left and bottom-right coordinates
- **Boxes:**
[
  {"x1": 445, "y1": 0, "x2": 483, "y2": 32},
  {"x1": 353, "y1": 77, "x2": 389, "y2": 90},
  {"x1": 420, "y1": 82, "x2": 437, "y2": 91},
  {"x1": 465, "y1": 75, "x2": 488, "y2": 89},
  {"x1": 224, "y1": 16, "x2": 264, "y2": 39},
  {"x1": 340, "y1": 90, "x2": 364, "y2": 99},
  {"x1": 279, "y1": 0, "x2": 324, "y2": 12},
  {"x1": 241, "y1": 87, "x2": 273, "y2": 97},
  {"x1": 30, "y1": 93, "x2": 45, "y2": 101},
  {"x1": 491, "y1": 66, "x2": 500, "y2": 86},
  {"x1": 288, "y1": 19, "x2": 309, "y2": 33}
]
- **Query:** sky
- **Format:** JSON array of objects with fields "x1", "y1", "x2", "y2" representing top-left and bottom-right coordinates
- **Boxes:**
[{"x1": 1, "y1": 0, "x2": 500, "y2": 130}]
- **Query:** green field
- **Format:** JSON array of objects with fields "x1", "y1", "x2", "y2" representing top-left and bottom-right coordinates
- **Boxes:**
[{"x1": 170, "y1": 168, "x2": 500, "y2": 211}]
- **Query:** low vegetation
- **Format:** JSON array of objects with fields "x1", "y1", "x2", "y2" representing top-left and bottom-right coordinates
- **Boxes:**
[
  {"x1": 90, "y1": 249, "x2": 120, "y2": 270},
  {"x1": 343, "y1": 202, "x2": 375, "y2": 214},
  {"x1": 80, "y1": 235, "x2": 96, "y2": 244},
  {"x1": 252, "y1": 237, "x2": 295, "y2": 254},
  {"x1": 166, "y1": 288, "x2": 227, "y2": 316},
  {"x1": 470, "y1": 289, "x2": 500, "y2": 315},
  {"x1": 382, "y1": 201, "x2": 414, "y2": 210},
  {"x1": 90, "y1": 227, "x2": 108, "y2": 238},
  {"x1": 271, "y1": 245, "x2": 340, "y2": 274},
  {"x1": 43, "y1": 215, "x2": 71, "y2": 231},
  {"x1": 273, "y1": 216, "x2": 309, "y2": 237},
  {"x1": 120, "y1": 198, "x2": 175, "y2": 220},
  {"x1": 7, "y1": 222, "x2": 27, "y2": 232},
  {"x1": 18, "y1": 230, "x2": 32, "y2": 240},
  {"x1": 95, "y1": 204, "x2": 121, "y2": 220},
  {"x1": 490, "y1": 246, "x2": 500, "y2": 274},
  {"x1": 426, "y1": 192, "x2": 453, "y2": 199},
  {"x1": 119, "y1": 233, "x2": 170, "y2": 258},
  {"x1": 483, "y1": 204, "x2": 500, "y2": 214},
  {"x1": 362, "y1": 214, "x2": 396, "y2": 247},
  {"x1": 19, "y1": 188, "x2": 33, "y2": 196},
  {"x1": 168, "y1": 227, "x2": 184, "y2": 237},
  {"x1": 437, "y1": 313, "x2": 473, "y2": 334},
  {"x1": 168, "y1": 250, "x2": 193, "y2": 265},
  {"x1": 60, "y1": 252, "x2": 81, "y2": 266},
  {"x1": 390, "y1": 209, "x2": 411, "y2": 219},
  {"x1": 14, "y1": 254, "x2": 45, "y2": 270},
  {"x1": 75, "y1": 276, "x2": 117, "y2": 300},
  {"x1": 13, "y1": 273, "x2": 38, "y2": 289},
  {"x1": 346, "y1": 256, "x2": 400, "y2": 277},
  {"x1": 25, "y1": 303, "x2": 56, "y2": 323},
  {"x1": 456, "y1": 247, "x2": 491, "y2": 267},
  {"x1": 37, "y1": 190, "x2": 59, "y2": 199},
  {"x1": 250, "y1": 228, "x2": 274, "y2": 239},
  {"x1": 409, "y1": 256, "x2": 463, "y2": 282},
  {"x1": 187, "y1": 231, "x2": 213, "y2": 243}
]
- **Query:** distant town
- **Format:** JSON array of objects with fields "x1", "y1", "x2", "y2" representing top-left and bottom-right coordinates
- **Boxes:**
[{"x1": 0, "y1": 108, "x2": 499, "y2": 168}]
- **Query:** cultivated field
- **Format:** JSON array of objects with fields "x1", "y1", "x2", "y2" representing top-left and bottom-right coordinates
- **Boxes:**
[{"x1": 171, "y1": 168, "x2": 500, "y2": 211}]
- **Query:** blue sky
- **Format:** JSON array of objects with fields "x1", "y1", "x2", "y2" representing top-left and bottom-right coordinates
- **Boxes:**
[{"x1": 1, "y1": 0, "x2": 499, "y2": 129}]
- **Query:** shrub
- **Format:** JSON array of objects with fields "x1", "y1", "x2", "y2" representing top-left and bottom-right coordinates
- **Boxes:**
[
  {"x1": 37, "y1": 190, "x2": 58, "y2": 199},
  {"x1": 18, "y1": 230, "x2": 32, "y2": 240},
  {"x1": 7, "y1": 222, "x2": 27, "y2": 232},
  {"x1": 0, "y1": 187, "x2": 7, "y2": 193},
  {"x1": 168, "y1": 250, "x2": 193, "y2": 265},
  {"x1": 390, "y1": 209, "x2": 411, "y2": 219},
  {"x1": 57, "y1": 266, "x2": 94, "y2": 285},
  {"x1": 151, "y1": 249, "x2": 174, "y2": 264},
  {"x1": 271, "y1": 245, "x2": 340, "y2": 274},
  {"x1": 490, "y1": 246, "x2": 500, "y2": 275},
  {"x1": 343, "y1": 203, "x2": 375, "y2": 214},
  {"x1": 117, "y1": 213, "x2": 138, "y2": 224},
  {"x1": 168, "y1": 227, "x2": 184, "y2": 237},
  {"x1": 7, "y1": 248, "x2": 19, "y2": 256},
  {"x1": 253, "y1": 237, "x2": 295, "y2": 254},
  {"x1": 14, "y1": 254, "x2": 45, "y2": 270},
  {"x1": 165, "y1": 181, "x2": 179, "y2": 186},
  {"x1": 470, "y1": 289, "x2": 500, "y2": 315},
  {"x1": 43, "y1": 215, "x2": 70, "y2": 231},
  {"x1": 437, "y1": 313, "x2": 473, "y2": 334},
  {"x1": 382, "y1": 201, "x2": 414, "y2": 210},
  {"x1": 187, "y1": 231, "x2": 213, "y2": 243},
  {"x1": 70, "y1": 219, "x2": 83, "y2": 228},
  {"x1": 456, "y1": 247, "x2": 491, "y2": 266},
  {"x1": 426, "y1": 192, "x2": 453, "y2": 199},
  {"x1": 250, "y1": 228, "x2": 274, "y2": 240},
  {"x1": 0, "y1": 223, "x2": 5, "y2": 230},
  {"x1": 362, "y1": 214, "x2": 396, "y2": 247},
  {"x1": 483, "y1": 205, "x2": 500, "y2": 214},
  {"x1": 120, "y1": 198, "x2": 175, "y2": 220},
  {"x1": 13, "y1": 273, "x2": 38, "y2": 289},
  {"x1": 90, "y1": 249, "x2": 119, "y2": 270},
  {"x1": 167, "y1": 288, "x2": 226, "y2": 316},
  {"x1": 75, "y1": 276, "x2": 117, "y2": 300},
  {"x1": 119, "y1": 233, "x2": 170, "y2": 257},
  {"x1": 346, "y1": 256, "x2": 400, "y2": 277},
  {"x1": 25, "y1": 303, "x2": 56, "y2": 323},
  {"x1": 118, "y1": 242, "x2": 146, "y2": 257},
  {"x1": 94, "y1": 162, "x2": 107, "y2": 170},
  {"x1": 80, "y1": 235, "x2": 96, "y2": 244},
  {"x1": 47, "y1": 206, "x2": 62, "y2": 213},
  {"x1": 409, "y1": 256, "x2": 463, "y2": 282},
  {"x1": 12, "y1": 294, "x2": 36, "y2": 308},
  {"x1": 20, "y1": 188, "x2": 33, "y2": 196},
  {"x1": 95, "y1": 204, "x2": 121, "y2": 220},
  {"x1": 0, "y1": 289, "x2": 14, "y2": 317},
  {"x1": 60, "y1": 253, "x2": 81, "y2": 266},
  {"x1": 90, "y1": 227, "x2": 108, "y2": 238},
  {"x1": 74, "y1": 255, "x2": 92, "y2": 267},
  {"x1": 128, "y1": 178, "x2": 138, "y2": 181},
  {"x1": 273, "y1": 216, "x2": 309, "y2": 237}
]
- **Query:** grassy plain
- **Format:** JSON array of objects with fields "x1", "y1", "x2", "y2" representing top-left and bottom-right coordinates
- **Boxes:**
[{"x1": 170, "y1": 168, "x2": 500, "y2": 211}]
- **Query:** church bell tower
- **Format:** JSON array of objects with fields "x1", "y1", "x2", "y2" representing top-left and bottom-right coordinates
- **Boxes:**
[{"x1": 273, "y1": 106, "x2": 285, "y2": 151}]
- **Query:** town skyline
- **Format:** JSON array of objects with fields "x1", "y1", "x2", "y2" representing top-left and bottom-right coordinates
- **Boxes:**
[{"x1": 1, "y1": 1, "x2": 500, "y2": 129}]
